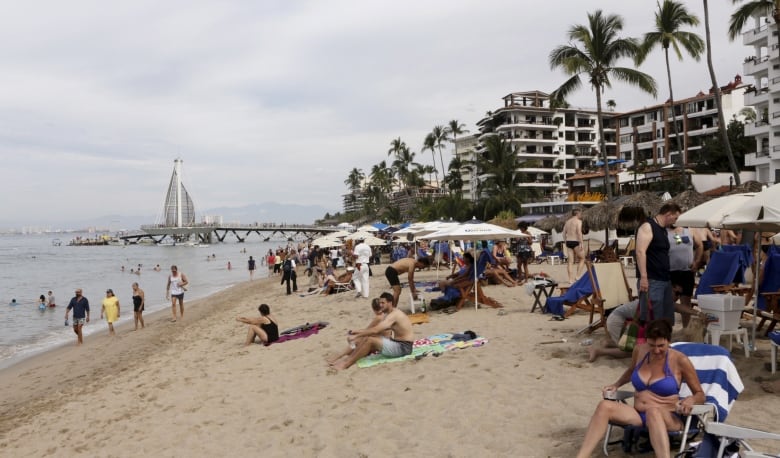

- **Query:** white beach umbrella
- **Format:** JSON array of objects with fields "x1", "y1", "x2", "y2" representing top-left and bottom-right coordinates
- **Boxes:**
[
  {"x1": 328, "y1": 230, "x2": 351, "y2": 238},
  {"x1": 356, "y1": 225, "x2": 380, "y2": 233},
  {"x1": 526, "y1": 226, "x2": 548, "y2": 237},
  {"x1": 311, "y1": 236, "x2": 343, "y2": 248},
  {"x1": 420, "y1": 219, "x2": 530, "y2": 310},
  {"x1": 676, "y1": 193, "x2": 756, "y2": 228},
  {"x1": 721, "y1": 184, "x2": 780, "y2": 351},
  {"x1": 345, "y1": 232, "x2": 386, "y2": 246}
]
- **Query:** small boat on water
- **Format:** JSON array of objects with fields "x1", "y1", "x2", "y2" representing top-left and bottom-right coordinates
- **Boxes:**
[{"x1": 52, "y1": 238, "x2": 62, "y2": 246}]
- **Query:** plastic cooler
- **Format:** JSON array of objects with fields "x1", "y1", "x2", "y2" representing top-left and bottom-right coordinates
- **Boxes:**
[{"x1": 697, "y1": 294, "x2": 745, "y2": 331}]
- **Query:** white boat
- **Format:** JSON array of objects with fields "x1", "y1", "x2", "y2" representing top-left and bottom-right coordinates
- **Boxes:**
[{"x1": 51, "y1": 238, "x2": 62, "y2": 246}]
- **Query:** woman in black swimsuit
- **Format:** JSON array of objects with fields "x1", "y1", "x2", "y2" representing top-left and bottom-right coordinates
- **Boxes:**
[
  {"x1": 236, "y1": 303, "x2": 279, "y2": 346},
  {"x1": 131, "y1": 282, "x2": 145, "y2": 330}
]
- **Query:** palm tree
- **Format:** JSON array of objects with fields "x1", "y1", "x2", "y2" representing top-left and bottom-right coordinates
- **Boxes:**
[
  {"x1": 739, "y1": 106, "x2": 757, "y2": 122},
  {"x1": 431, "y1": 125, "x2": 451, "y2": 192},
  {"x1": 422, "y1": 133, "x2": 440, "y2": 188},
  {"x1": 444, "y1": 155, "x2": 467, "y2": 195},
  {"x1": 728, "y1": 0, "x2": 780, "y2": 50},
  {"x1": 704, "y1": 0, "x2": 741, "y2": 185},
  {"x1": 606, "y1": 99, "x2": 617, "y2": 111},
  {"x1": 549, "y1": 10, "x2": 657, "y2": 201},
  {"x1": 344, "y1": 167, "x2": 364, "y2": 192},
  {"x1": 474, "y1": 136, "x2": 526, "y2": 217},
  {"x1": 447, "y1": 120, "x2": 469, "y2": 160},
  {"x1": 639, "y1": 0, "x2": 704, "y2": 187}
]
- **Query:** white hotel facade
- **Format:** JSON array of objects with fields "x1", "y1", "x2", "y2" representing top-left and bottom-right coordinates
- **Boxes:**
[{"x1": 741, "y1": 13, "x2": 780, "y2": 184}]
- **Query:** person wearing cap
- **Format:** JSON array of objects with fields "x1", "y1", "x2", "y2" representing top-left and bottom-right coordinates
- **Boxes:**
[
  {"x1": 352, "y1": 236, "x2": 373, "y2": 299},
  {"x1": 101, "y1": 289, "x2": 120, "y2": 336}
]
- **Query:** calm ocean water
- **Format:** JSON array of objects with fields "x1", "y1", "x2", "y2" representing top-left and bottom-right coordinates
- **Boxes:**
[{"x1": 0, "y1": 233, "x2": 282, "y2": 369}]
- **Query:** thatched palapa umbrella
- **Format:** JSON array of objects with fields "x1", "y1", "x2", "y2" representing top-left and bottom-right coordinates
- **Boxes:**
[
  {"x1": 669, "y1": 190, "x2": 710, "y2": 213},
  {"x1": 725, "y1": 180, "x2": 765, "y2": 195},
  {"x1": 582, "y1": 201, "x2": 620, "y2": 232},
  {"x1": 616, "y1": 191, "x2": 663, "y2": 230},
  {"x1": 534, "y1": 215, "x2": 566, "y2": 233}
]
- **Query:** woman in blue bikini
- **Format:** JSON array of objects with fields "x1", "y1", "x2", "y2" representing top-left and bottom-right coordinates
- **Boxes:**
[{"x1": 576, "y1": 320, "x2": 705, "y2": 458}]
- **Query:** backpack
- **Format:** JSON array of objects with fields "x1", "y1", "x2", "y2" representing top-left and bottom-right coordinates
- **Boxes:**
[{"x1": 283, "y1": 259, "x2": 292, "y2": 272}]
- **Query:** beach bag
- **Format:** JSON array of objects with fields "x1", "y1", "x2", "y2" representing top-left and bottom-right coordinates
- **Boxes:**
[{"x1": 618, "y1": 295, "x2": 652, "y2": 352}]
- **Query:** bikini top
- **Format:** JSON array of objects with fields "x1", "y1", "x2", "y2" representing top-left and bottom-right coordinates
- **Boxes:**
[{"x1": 631, "y1": 351, "x2": 679, "y2": 397}]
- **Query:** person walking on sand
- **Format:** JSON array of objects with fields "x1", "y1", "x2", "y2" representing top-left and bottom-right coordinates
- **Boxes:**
[
  {"x1": 236, "y1": 303, "x2": 279, "y2": 346},
  {"x1": 65, "y1": 288, "x2": 90, "y2": 345},
  {"x1": 247, "y1": 255, "x2": 256, "y2": 280},
  {"x1": 563, "y1": 208, "x2": 585, "y2": 284},
  {"x1": 131, "y1": 282, "x2": 145, "y2": 330},
  {"x1": 47, "y1": 290, "x2": 56, "y2": 308},
  {"x1": 330, "y1": 292, "x2": 414, "y2": 370},
  {"x1": 101, "y1": 289, "x2": 120, "y2": 336},
  {"x1": 385, "y1": 256, "x2": 431, "y2": 307},
  {"x1": 165, "y1": 265, "x2": 188, "y2": 322},
  {"x1": 352, "y1": 236, "x2": 372, "y2": 299}
]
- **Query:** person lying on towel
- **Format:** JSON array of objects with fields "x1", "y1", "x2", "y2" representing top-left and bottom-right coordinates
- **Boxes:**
[{"x1": 329, "y1": 292, "x2": 414, "y2": 370}]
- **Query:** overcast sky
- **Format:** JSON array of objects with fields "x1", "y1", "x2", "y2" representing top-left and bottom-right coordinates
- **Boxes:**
[{"x1": 1, "y1": 0, "x2": 750, "y2": 226}]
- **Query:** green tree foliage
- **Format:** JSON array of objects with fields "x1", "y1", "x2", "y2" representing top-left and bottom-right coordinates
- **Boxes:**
[{"x1": 697, "y1": 118, "x2": 754, "y2": 172}]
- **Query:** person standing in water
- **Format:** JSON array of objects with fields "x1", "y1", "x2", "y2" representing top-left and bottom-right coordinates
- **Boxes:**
[
  {"x1": 47, "y1": 291, "x2": 56, "y2": 308},
  {"x1": 165, "y1": 265, "x2": 188, "y2": 322},
  {"x1": 247, "y1": 256, "x2": 256, "y2": 280},
  {"x1": 38, "y1": 295, "x2": 46, "y2": 311},
  {"x1": 131, "y1": 282, "x2": 145, "y2": 330}
]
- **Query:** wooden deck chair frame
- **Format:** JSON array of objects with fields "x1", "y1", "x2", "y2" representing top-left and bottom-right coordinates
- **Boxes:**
[
  {"x1": 563, "y1": 261, "x2": 635, "y2": 334},
  {"x1": 453, "y1": 281, "x2": 503, "y2": 311}
]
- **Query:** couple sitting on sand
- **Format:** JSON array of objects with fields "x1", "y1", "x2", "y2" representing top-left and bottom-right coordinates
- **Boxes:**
[{"x1": 326, "y1": 291, "x2": 414, "y2": 370}]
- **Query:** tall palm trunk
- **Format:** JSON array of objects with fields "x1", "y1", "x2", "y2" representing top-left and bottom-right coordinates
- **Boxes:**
[
  {"x1": 437, "y1": 145, "x2": 448, "y2": 193},
  {"x1": 430, "y1": 150, "x2": 440, "y2": 188},
  {"x1": 595, "y1": 85, "x2": 612, "y2": 248},
  {"x1": 664, "y1": 47, "x2": 686, "y2": 188},
  {"x1": 595, "y1": 86, "x2": 612, "y2": 201},
  {"x1": 704, "y1": 0, "x2": 741, "y2": 186}
]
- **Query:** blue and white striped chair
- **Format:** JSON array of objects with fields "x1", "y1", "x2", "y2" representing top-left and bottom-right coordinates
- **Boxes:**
[{"x1": 603, "y1": 343, "x2": 744, "y2": 455}]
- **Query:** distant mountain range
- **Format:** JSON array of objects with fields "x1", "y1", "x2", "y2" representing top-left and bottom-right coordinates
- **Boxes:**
[{"x1": 3, "y1": 202, "x2": 336, "y2": 232}]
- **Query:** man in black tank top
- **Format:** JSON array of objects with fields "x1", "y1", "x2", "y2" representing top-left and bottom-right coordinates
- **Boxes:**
[{"x1": 635, "y1": 202, "x2": 682, "y2": 324}]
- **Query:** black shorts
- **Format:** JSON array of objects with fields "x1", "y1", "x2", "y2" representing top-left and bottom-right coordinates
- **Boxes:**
[
  {"x1": 171, "y1": 293, "x2": 184, "y2": 301},
  {"x1": 566, "y1": 241, "x2": 580, "y2": 249},
  {"x1": 670, "y1": 270, "x2": 695, "y2": 297},
  {"x1": 385, "y1": 266, "x2": 401, "y2": 286}
]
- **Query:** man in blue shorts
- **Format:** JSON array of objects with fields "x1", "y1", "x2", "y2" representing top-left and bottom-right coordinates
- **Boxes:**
[{"x1": 65, "y1": 288, "x2": 90, "y2": 345}]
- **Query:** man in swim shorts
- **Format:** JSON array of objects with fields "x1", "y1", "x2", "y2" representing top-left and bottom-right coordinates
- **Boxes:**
[
  {"x1": 385, "y1": 257, "x2": 431, "y2": 307},
  {"x1": 65, "y1": 288, "x2": 90, "y2": 345},
  {"x1": 563, "y1": 208, "x2": 585, "y2": 283},
  {"x1": 330, "y1": 292, "x2": 415, "y2": 370}
]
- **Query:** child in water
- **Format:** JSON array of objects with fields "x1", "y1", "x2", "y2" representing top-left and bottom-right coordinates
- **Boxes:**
[{"x1": 38, "y1": 295, "x2": 46, "y2": 311}]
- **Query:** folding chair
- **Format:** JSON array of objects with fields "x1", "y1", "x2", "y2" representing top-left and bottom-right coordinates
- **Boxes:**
[
  {"x1": 756, "y1": 253, "x2": 780, "y2": 334},
  {"x1": 694, "y1": 251, "x2": 744, "y2": 297}
]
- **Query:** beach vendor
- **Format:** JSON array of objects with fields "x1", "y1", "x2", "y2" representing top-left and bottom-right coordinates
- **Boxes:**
[
  {"x1": 330, "y1": 292, "x2": 414, "y2": 370},
  {"x1": 101, "y1": 289, "x2": 120, "y2": 336},
  {"x1": 65, "y1": 288, "x2": 90, "y2": 345}
]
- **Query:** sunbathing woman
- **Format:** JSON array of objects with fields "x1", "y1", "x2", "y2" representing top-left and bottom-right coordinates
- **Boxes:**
[
  {"x1": 236, "y1": 304, "x2": 279, "y2": 346},
  {"x1": 576, "y1": 320, "x2": 704, "y2": 458},
  {"x1": 320, "y1": 267, "x2": 354, "y2": 295}
]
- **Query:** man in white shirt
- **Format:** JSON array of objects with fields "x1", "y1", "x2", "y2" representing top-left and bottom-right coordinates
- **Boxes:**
[{"x1": 352, "y1": 237, "x2": 373, "y2": 299}]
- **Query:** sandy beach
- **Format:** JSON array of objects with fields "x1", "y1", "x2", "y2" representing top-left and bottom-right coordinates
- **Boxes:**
[{"x1": 0, "y1": 262, "x2": 778, "y2": 457}]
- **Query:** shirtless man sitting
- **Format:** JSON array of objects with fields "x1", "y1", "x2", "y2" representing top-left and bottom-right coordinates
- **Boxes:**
[
  {"x1": 385, "y1": 256, "x2": 431, "y2": 307},
  {"x1": 330, "y1": 292, "x2": 414, "y2": 370},
  {"x1": 563, "y1": 208, "x2": 585, "y2": 283},
  {"x1": 325, "y1": 298, "x2": 387, "y2": 364}
]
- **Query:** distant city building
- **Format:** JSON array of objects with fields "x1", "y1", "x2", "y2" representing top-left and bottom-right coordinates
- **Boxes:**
[{"x1": 740, "y1": 13, "x2": 780, "y2": 184}]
